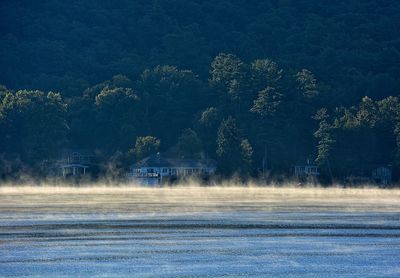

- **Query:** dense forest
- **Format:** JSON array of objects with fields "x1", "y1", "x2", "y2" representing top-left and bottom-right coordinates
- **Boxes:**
[{"x1": 0, "y1": 0, "x2": 399, "y2": 183}]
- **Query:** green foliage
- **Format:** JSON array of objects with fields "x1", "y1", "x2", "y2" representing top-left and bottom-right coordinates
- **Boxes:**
[
  {"x1": 250, "y1": 87, "x2": 282, "y2": 117},
  {"x1": 357, "y1": 96, "x2": 378, "y2": 127},
  {"x1": 216, "y1": 117, "x2": 253, "y2": 176},
  {"x1": 314, "y1": 108, "x2": 335, "y2": 165},
  {"x1": 0, "y1": 46, "x2": 399, "y2": 181},
  {"x1": 296, "y1": 69, "x2": 319, "y2": 99},
  {"x1": 250, "y1": 59, "x2": 283, "y2": 91},
  {"x1": 132, "y1": 136, "x2": 161, "y2": 161},
  {"x1": 0, "y1": 89, "x2": 67, "y2": 161},
  {"x1": 240, "y1": 139, "x2": 253, "y2": 176},
  {"x1": 314, "y1": 97, "x2": 400, "y2": 179},
  {"x1": 95, "y1": 87, "x2": 138, "y2": 108},
  {"x1": 210, "y1": 54, "x2": 245, "y2": 87},
  {"x1": 138, "y1": 65, "x2": 206, "y2": 147},
  {"x1": 217, "y1": 118, "x2": 240, "y2": 157},
  {"x1": 395, "y1": 123, "x2": 400, "y2": 165},
  {"x1": 83, "y1": 75, "x2": 134, "y2": 100},
  {"x1": 176, "y1": 129, "x2": 202, "y2": 158},
  {"x1": 0, "y1": 0, "x2": 399, "y2": 182},
  {"x1": 377, "y1": 97, "x2": 400, "y2": 165},
  {"x1": 199, "y1": 107, "x2": 220, "y2": 128},
  {"x1": 196, "y1": 107, "x2": 221, "y2": 156},
  {"x1": 210, "y1": 53, "x2": 247, "y2": 101},
  {"x1": 1, "y1": 0, "x2": 399, "y2": 106},
  {"x1": 0, "y1": 85, "x2": 8, "y2": 103},
  {"x1": 94, "y1": 86, "x2": 140, "y2": 151}
]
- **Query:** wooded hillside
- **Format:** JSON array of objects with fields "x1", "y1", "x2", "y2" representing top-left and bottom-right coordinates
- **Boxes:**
[{"x1": 0, "y1": 0, "x2": 399, "y2": 182}]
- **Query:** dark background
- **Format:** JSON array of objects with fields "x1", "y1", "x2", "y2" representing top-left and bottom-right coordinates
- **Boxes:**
[{"x1": 0, "y1": 0, "x2": 399, "y2": 182}]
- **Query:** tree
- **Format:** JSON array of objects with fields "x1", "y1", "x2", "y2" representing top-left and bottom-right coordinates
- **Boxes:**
[
  {"x1": 199, "y1": 107, "x2": 220, "y2": 128},
  {"x1": 94, "y1": 86, "x2": 140, "y2": 151},
  {"x1": 84, "y1": 75, "x2": 134, "y2": 100},
  {"x1": 250, "y1": 87, "x2": 282, "y2": 117},
  {"x1": 0, "y1": 85, "x2": 10, "y2": 153},
  {"x1": 378, "y1": 97, "x2": 400, "y2": 165},
  {"x1": 240, "y1": 139, "x2": 253, "y2": 176},
  {"x1": 0, "y1": 85, "x2": 8, "y2": 102},
  {"x1": 250, "y1": 59, "x2": 283, "y2": 91},
  {"x1": 216, "y1": 117, "x2": 253, "y2": 176},
  {"x1": 132, "y1": 136, "x2": 160, "y2": 161},
  {"x1": 176, "y1": 128, "x2": 202, "y2": 158},
  {"x1": 210, "y1": 53, "x2": 247, "y2": 102},
  {"x1": 296, "y1": 69, "x2": 319, "y2": 99},
  {"x1": 314, "y1": 108, "x2": 335, "y2": 165},
  {"x1": 138, "y1": 65, "x2": 207, "y2": 147},
  {"x1": 196, "y1": 107, "x2": 221, "y2": 156},
  {"x1": 395, "y1": 121, "x2": 400, "y2": 166},
  {"x1": 314, "y1": 96, "x2": 400, "y2": 180},
  {"x1": 0, "y1": 90, "x2": 68, "y2": 161},
  {"x1": 357, "y1": 96, "x2": 378, "y2": 127}
]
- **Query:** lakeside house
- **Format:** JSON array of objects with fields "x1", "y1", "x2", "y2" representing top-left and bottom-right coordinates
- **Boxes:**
[
  {"x1": 58, "y1": 150, "x2": 95, "y2": 178},
  {"x1": 371, "y1": 166, "x2": 392, "y2": 186},
  {"x1": 127, "y1": 153, "x2": 217, "y2": 185},
  {"x1": 44, "y1": 150, "x2": 392, "y2": 186},
  {"x1": 294, "y1": 159, "x2": 320, "y2": 179},
  {"x1": 344, "y1": 166, "x2": 392, "y2": 187}
]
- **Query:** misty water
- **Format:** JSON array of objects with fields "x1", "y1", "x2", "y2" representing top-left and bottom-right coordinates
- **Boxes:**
[{"x1": 0, "y1": 185, "x2": 399, "y2": 277}]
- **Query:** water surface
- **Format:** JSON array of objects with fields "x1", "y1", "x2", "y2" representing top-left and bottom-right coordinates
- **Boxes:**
[{"x1": 1, "y1": 186, "x2": 399, "y2": 277}]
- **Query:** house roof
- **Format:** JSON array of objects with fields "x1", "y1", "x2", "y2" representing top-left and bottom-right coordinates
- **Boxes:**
[
  {"x1": 60, "y1": 164, "x2": 90, "y2": 169},
  {"x1": 61, "y1": 149, "x2": 95, "y2": 157},
  {"x1": 294, "y1": 157, "x2": 317, "y2": 166},
  {"x1": 134, "y1": 154, "x2": 217, "y2": 168},
  {"x1": 134, "y1": 154, "x2": 170, "y2": 167},
  {"x1": 373, "y1": 166, "x2": 391, "y2": 170}
]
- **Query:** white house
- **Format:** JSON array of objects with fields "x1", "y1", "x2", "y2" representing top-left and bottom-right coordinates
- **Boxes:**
[
  {"x1": 371, "y1": 166, "x2": 392, "y2": 186},
  {"x1": 58, "y1": 150, "x2": 95, "y2": 178},
  {"x1": 127, "y1": 153, "x2": 217, "y2": 185},
  {"x1": 294, "y1": 159, "x2": 319, "y2": 178}
]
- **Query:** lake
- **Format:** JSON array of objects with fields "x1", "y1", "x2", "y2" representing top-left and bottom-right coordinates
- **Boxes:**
[{"x1": 0, "y1": 186, "x2": 399, "y2": 277}]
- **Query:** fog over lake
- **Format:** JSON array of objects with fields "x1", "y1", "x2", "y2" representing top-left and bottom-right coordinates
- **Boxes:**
[{"x1": 1, "y1": 185, "x2": 399, "y2": 277}]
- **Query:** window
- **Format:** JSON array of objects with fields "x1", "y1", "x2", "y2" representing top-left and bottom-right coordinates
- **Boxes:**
[{"x1": 72, "y1": 152, "x2": 80, "y2": 162}]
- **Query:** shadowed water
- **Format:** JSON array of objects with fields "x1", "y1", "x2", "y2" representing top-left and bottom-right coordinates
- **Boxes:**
[{"x1": 0, "y1": 186, "x2": 399, "y2": 277}]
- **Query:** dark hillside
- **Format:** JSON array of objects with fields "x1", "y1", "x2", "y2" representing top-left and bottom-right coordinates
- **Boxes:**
[
  {"x1": 1, "y1": 0, "x2": 399, "y2": 103},
  {"x1": 0, "y1": 0, "x2": 399, "y2": 183}
]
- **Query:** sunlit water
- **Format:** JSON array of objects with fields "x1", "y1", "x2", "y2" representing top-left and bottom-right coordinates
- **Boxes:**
[{"x1": 0, "y1": 185, "x2": 399, "y2": 277}]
